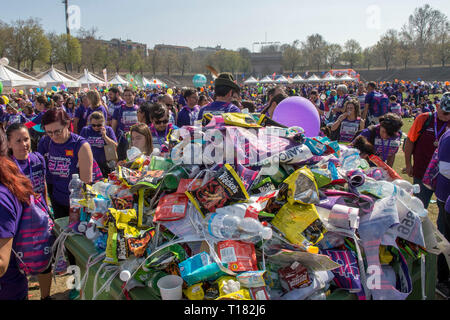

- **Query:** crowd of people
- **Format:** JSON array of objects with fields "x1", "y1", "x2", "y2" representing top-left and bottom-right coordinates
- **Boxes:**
[{"x1": 0, "y1": 73, "x2": 449, "y2": 300}]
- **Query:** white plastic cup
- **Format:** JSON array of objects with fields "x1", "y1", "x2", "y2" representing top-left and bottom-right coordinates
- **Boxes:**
[{"x1": 157, "y1": 275, "x2": 184, "y2": 300}]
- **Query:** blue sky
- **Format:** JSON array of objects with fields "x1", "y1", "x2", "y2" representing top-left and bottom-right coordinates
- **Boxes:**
[{"x1": 1, "y1": 0, "x2": 449, "y2": 51}]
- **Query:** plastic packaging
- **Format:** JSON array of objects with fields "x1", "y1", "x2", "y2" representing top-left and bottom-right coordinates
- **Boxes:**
[
  {"x1": 205, "y1": 212, "x2": 273, "y2": 241},
  {"x1": 92, "y1": 181, "x2": 120, "y2": 199},
  {"x1": 339, "y1": 147, "x2": 361, "y2": 171},
  {"x1": 127, "y1": 146, "x2": 143, "y2": 162},
  {"x1": 119, "y1": 256, "x2": 144, "y2": 282},
  {"x1": 393, "y1": 179, "x2": 421, "y2": 195},
  {"x1": 68, "y1": 174, "x2": 84, "y2": 230}
]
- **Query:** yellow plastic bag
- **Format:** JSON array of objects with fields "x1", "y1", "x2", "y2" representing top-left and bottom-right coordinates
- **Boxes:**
[
  {"x1": 215, "y1": 289, "x2": 251, "y2": 300},
  {"x1": 222, "y1": 113, "x2": 261, "y2": 128},
  {"x1": 184, "y1": 283, "x2": 205, "y2": 300},
  {"x1": 272, "y1": 202, "x2": 327, "y2": 246},
  {"x1": 279, "y1": 166, "x2": 320, "y2": 205}
]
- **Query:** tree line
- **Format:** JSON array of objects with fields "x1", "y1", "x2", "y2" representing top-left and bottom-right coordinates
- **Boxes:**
[{"x1": 0, "y1": 4, "x2": 448, "y2": 77}]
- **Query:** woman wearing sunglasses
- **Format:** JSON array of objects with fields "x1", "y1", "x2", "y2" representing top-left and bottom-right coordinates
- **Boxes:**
[
  {"x1": 149, "y1": 103, "x2": 178, "y2": 155},
  {"x1": 39, "y1": 108, "x2": 94, "y2": 220},
  {"x1": 80, "y1": 111, "x2": 117, "y2": 177}
]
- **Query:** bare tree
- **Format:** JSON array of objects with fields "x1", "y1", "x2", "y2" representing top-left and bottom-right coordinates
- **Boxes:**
[
  {"x1": 342, "y1": 39, "x2": 362, "y2": 69},
  {"x1": 325, "y1": 43, "x2": 342, "y2": 69},
  {"x1": 403, "y1": 4, "x2": 448, "y2": 65},
  {"x1": 376, "y1": 29, "x2": 399, "y2": 70},
  {"x1": 302, "y1": 34, "x2": 328, "y2": 72}
]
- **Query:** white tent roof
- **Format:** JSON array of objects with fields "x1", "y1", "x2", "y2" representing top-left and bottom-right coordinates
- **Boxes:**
[
  {"x1": 244, "y1": 76, "x2": 258, "y2": 84},
  {"x1": 338, "y1": 74, "x2": 356, "y2": 81},
  {"x1": 306, "y1": 74, "x2": 321, "y2": 82},
  {"x1": 37, "y1": 66, "x2": 79, "y2": 88},
  {"x1": 143, "y1": 77, "x2": 166, "y2": 88},
  {"x1": 322, "y1": 74, "x2": 338, "y2": 82},
  {"x1": 292, "y1": 75, "x2": 305, "y2": 83},
  {"x1": 109, "y1": 74, "x2": 129, "y2": 86},
  {"x1": 0, "y1": 64, "x2": 40, "y2": 87},
  {"x1": 275, "y1": 75, "x2": 288, "y2": 83},
  {"x1": 78, "y1": 70, "x2": 105, "y2": 86},
  {"x1": 259, "y1": 76, "x2": 273, "y2": 84}
]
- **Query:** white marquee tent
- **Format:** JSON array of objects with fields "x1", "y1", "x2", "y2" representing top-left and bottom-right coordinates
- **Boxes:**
[
  {"x1": 322, "y1": 74, "x2": 338, "y2": 82},
  {"x1": 37, "y1": 66, "x2": 79, "y2": 88},
  {"x1": 78, "y1": 70, "x2": 105, "y2": 86},
  {"x1": 244, "y1": 76, "x2": 258, "y2": 85},
  {"x1": 109, "y1": 74, "x2": 129, "y2": 86},
  {"x1": 142, "y1": 77, "x2": 167, "y2": 88},
  {"x1": 0, "y1": 64, "x2": 40, "y2": 88},
  {"x1": 275, "y1": 75, "x2": 289, "y2": 83},
  {"x1": 338, "y1": 74, "x2": 357, "y2": 82},
  {"x1": 259, "y1": 76, "x2": 273, "y2": 84},
  {"x1": 306, "y1": 74, "x2": 321, "y2": 82},
  {"x1": 292, "y1": 75, "x2": 305, "y2": 83}
]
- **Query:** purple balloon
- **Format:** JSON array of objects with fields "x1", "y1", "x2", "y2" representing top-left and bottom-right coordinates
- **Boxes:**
[
  {"x1": 272, "y1": 96, "x2": 320, "y2": 137},
  {"x1": 60, "y1": 84, "x2": 66, "y2": 90}
]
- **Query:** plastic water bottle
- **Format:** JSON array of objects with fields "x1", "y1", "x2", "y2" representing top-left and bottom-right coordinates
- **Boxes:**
[
  {"x1": 120, "y1": 256, "x2": 144, "y2": 282},
  {"x1": 340, "y1": 147, "x2": 361, "y2": 171},
  {"x1": 92, "y1": 181, "x2": 119, "y2": 198},
  {"x1": 357, "y1": 179, "x2": 396, "y2": 198},
  {"x1": 68, "y1": 174, "x2": 84, "y2": 227},
  {"x1": 393, "y1": 179, "x2": 420, "y2": 195},
  {"x1": 395, "y1": 187, "x2": 427, "y2": 217},
  {"x1": 205, "y1": 213, "x2": 273, "y2": 241},
  {"x1": 127, "y1": 146, "x2": 143, "y2": 162}
]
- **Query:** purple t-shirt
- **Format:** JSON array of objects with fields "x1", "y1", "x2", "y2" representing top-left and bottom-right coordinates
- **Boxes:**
[
  {"x1": 5, "y1": 113, "x2": 28, "y2": 128},
  {"x1": 80, "y1": 125, "x2": 117, "y2": 165},
  {"x1": 112, "y1": 105, "x2": 139, "y2": 133},
  {"x1": 389, "y1": 103, "x2": 402, "y2": 115},
  {"x1": 436, "y1": 130, "x2": 450, "y2": 202},
  {"x1": 14, "y1": 152, "x2": 46, "y2": 197},
  {"x1": 197, "y1": 101, "x2": 241, "y2": 120},
  {"x1": 86, "y1": 106, "x2": 108, "y2": 125},
  {"x1": 44, "y1": 133, "x2": 88, "y2": 207},
  {"x1": 177, "y1": 105, "x2": 200, "y2": 127},
  {"x1": 360, "y1": 125, "x2": 402, "y2": 161},
  {"x1": 107, "y1": 99, "x2": 125, "y2": 120},
  {"x1": 339, "y1": 119, "x2": 361, "y2": 143},
  {"x1": 0, "y1": 184, "x2": 27, "y2": 300},
  {"x1": 74, "y1": 105, "x2": 89, "y2": 132}
]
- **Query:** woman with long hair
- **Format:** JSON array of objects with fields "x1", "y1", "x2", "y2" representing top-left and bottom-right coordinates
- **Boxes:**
[
  {"x1": 130, "y1": 123, "x2": 154, "y2": 156},
  {"x1": 0, "y1": 126, "x2": 36, "y2": 300},
  {"x1": 5, "y1": 123, "x2": 53, "y2": 299}
]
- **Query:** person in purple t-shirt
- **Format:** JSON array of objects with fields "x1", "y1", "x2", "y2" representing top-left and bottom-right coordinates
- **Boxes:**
[
  {"x1": 435, "y1": 92, "x2": 450, "y2": 298},
  {"x1": 112, "y1": 87, "x2": 139, "y2": 135},
  {"x1": 177, "y1": 89, "x2": 199, "y2": 127},
  {"x1": 358, "y1": 113, "x2": 403, "y2": 167},
  {"x1": 73, "y1": 95, "x2": 90, "y2": 134},
  {"x1": 5, "y1": 123, "x2": 53, "y2": 300},
  {"x1": 80, "y1": 111, "x2": 117, "y2": 177},
  {"x1": 0, "y1": 127, "x2": 35, "y2": 300},
  {"x1": 197, "y1": 73, "x2": 242, "y2": 121},
  {"x1": 41, "y1": 109, "x2": 93, "y2": 219},
  {"x1": 107, "y1": 87, "x2": 124, "y2": 124},
  {"x1": 85, "y1": 91, "x2": 108, "y2": 127}
]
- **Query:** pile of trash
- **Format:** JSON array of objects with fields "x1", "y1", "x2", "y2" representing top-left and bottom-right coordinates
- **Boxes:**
[{"x1": 53, "y1": 112, "x2": 449, "y2": 300}]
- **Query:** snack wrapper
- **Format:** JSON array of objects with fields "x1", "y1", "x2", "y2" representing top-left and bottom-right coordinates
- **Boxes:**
[
  {"x1": 272, "y1": 202, "x2": 327, "y2": 246},
  {"x1": 222, "y1": 113, "x2": 261, "y2": 128},
  {"x1": 185, "y1": 164, "x2": 249, "y2": 217},
  {"x1": 184, "y1": 283, "x2": 205, "y2": 300},
  {"x1": 215, "y1": 289, "x2": 251, "y2": 300},
  {"x1": 278, "y1": 166, "x2": 320, "y2": 205}
]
